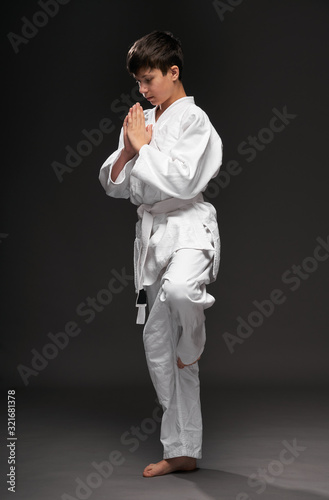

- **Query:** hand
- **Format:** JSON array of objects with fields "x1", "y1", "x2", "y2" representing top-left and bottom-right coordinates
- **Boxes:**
[
  {"x1": 126, "y1": 102, "x2": 153, "y2": 154},
  {"x1": 177, "y1": 356, "x2": 201, "y2": 369},
  {"x1": 122, "y1": 114, "x2": 136, "y2": 158}
]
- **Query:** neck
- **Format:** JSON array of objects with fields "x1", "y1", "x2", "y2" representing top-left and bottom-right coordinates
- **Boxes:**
[{"x1": 158, "y1": 82, "x2": 187, "y2": 113}]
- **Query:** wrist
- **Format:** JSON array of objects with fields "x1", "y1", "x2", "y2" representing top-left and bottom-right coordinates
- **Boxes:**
[
  {"x1": 136, "y1": 142, "x2": 148, "y2": 154},
  {"x1": 122, "y1": 148, "x2": 135, "y2": 161}
]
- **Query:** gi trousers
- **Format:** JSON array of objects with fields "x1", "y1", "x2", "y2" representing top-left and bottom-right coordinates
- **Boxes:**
[{"x1": 143, "y1": 248, "x2": 215, "y2": 459}]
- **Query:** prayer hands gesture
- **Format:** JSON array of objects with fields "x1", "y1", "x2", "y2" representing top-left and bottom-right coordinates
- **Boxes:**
[{"x1": 123, "y1": 102, "x2": 153, "y2": 155}]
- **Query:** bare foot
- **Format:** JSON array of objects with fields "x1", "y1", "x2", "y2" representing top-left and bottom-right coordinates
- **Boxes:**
[
  {"x1": 143, "y1": 456, "x2": 197, "y2": 477},
  {"x1": 177, "y1": 356, "x2": 200, "y2": 369}
]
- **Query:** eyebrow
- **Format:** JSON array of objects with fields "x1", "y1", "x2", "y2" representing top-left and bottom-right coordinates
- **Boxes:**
[{"x1": 136, "y1": 72, "x2": 153, "y2": 79}]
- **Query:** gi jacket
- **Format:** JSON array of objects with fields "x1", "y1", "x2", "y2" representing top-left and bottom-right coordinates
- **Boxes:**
[{"x1": 99, "y1": 96, "x2": 223, "y2": 291}]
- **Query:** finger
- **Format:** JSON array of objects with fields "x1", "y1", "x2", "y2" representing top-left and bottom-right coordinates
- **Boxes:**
[
  {"x1": 136, "y1": 103, "x2": 142, "y2": 128},
  {"x1": 138, "y1": 104, "x2": 145, "y2": 127},
  {"x1": 123, "y1": 117, "x2": 129, "y2": 138},
  {"x1": 131, "y1": 105, "x2": 137, "y2": 126},
  {"x1": 128, "y1": 109, "x2": 133, "y2": 126}
]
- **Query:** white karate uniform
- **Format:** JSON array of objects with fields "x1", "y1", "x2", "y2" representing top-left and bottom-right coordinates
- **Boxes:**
[{"x1": 99, "y1": 96, "x2": 222, "y2": 459}]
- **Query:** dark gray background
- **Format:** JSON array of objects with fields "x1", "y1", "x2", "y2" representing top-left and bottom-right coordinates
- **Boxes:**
[{"x1": 1, "y1": 0, "x2": 329, "y2": 389}]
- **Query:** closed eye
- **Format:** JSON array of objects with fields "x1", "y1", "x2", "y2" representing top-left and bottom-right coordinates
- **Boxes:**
[{"x1": 136, "y1": 78, "x2": 153, "y2": 84}]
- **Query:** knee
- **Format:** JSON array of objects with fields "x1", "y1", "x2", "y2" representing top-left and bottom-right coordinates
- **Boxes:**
[{"x1": 160, "y1": 279, "x2": 199, "y2": 308}]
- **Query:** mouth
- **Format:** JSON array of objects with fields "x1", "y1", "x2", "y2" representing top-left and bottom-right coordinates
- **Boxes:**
[{"x1": 146, "y1": 96, "x2": 154, "y2": 101}]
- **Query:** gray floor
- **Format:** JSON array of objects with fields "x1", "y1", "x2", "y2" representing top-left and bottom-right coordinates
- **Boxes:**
[{"x1": 1, "y1": 385, "x2": 329, "y2": 500}]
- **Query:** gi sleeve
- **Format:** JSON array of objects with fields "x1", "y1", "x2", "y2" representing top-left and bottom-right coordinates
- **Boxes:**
[
  {"x1": 131, "y1": 107, "x2": 223, "y2": 199},
  {"x1": 98, "y1": 127, "x2": 137, "y2": 199}
]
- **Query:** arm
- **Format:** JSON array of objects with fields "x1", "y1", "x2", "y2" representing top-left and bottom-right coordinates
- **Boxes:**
[
  {"x1": 98, "y1": 116, "x2": 136, "y2": 199},
  {"x1": 99, "y1": 104, "x2": 153, "y2": 198},
  {"x1": 111, "y1": 115, "x2": 136, "y2": 182},
  {"x1": 110, "y1": 149, "x2": 135, "y2": 182}
]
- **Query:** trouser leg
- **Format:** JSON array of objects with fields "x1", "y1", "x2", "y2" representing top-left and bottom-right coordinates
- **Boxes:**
[{"x1": 143, "y1": 249, "x2": 215, "y2": 459}]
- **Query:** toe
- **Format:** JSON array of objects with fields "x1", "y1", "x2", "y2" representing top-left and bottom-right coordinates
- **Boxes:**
[
  {"x1": 143, "y1": 464, "x2": 155, "y2": 476},
  {"x1": 144, "y1": 463, "x2": 155, "y2": 470},
  {"x1": 143, "y1": 467, "x2": 155, "y2": 477}
]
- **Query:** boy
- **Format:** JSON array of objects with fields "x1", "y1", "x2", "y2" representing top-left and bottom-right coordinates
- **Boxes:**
[{"x1": 99, "y1": 31, "x2": 223, "y2": 477}]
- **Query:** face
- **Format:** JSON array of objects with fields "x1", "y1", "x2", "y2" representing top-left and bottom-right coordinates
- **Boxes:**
[{"x1": 134, "y1": 66, "x2": 179, "y2": 107}]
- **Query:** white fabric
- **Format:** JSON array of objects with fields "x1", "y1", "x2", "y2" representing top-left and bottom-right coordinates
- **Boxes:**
[
  {"x1": 144, "y1": 248, "x2": 214, "y2": 459},
  {"x1": 99, "y1": 95, "x2": 223, "y2": 459},
  {"x1": 98, "y1": 96, "x2": 223, "y2": 291},
  {"x1": 135, "y1": 193, "x2": 203, "y2": 324}
]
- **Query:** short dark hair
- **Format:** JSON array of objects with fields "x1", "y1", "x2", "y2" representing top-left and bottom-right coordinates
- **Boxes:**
[{"x1": 126, "y1": 31, "x2": 184, "y2": 80}]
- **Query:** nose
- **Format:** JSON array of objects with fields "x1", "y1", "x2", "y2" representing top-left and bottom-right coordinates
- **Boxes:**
[{"x1": 139, "y1": 82, "x2": 148, "y2": 95}]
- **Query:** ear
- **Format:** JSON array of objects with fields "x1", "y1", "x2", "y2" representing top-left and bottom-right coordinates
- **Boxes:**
[{"x1": 170, "y1": 65, "x2": 180, "y2": 82}]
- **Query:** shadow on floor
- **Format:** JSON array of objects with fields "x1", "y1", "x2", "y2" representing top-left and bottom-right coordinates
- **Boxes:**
[{"x1": 172, "y1": 467, "x2": 329, "y2": 500}]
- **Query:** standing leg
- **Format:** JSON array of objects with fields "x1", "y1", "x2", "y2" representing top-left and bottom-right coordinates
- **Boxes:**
[{"x1": 142, "y1": 249, "x2": 215, "y2": 476}]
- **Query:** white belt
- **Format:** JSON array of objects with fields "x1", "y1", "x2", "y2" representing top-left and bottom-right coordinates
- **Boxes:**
[{"x1": 135, "y1": 193, "x2": 204, "y2": 324}]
